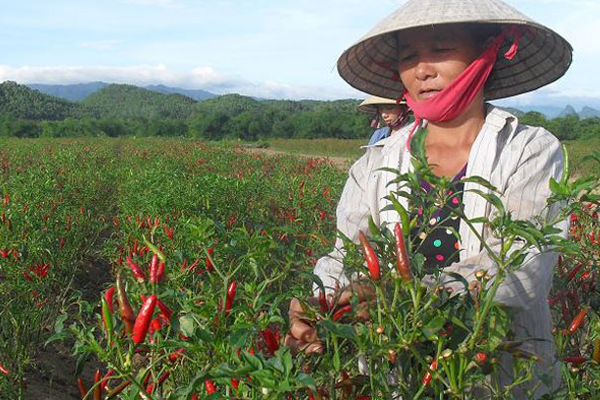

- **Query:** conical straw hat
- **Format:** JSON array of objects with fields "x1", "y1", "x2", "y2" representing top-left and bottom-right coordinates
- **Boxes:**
[
  {"x1": 337, "y1": 0, "x2": 573, "y2": 100},
  {"x1": 357, "y1": 95, "x2": 406, "y2": 114}
]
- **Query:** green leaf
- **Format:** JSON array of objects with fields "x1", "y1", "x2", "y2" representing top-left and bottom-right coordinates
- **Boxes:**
[
  {"x1": 295, "y1": 373, "x2": 316, "y2": 389},
  {"x1": 469, "y1": 189, "x2": 505, "y2": 214},
  {"x1": 228, "y1": 328, "x2": 250, "y2": 349},
  {"x1": 267, "y1": 357, "x2": 285, "y2": 373},
  {"x1": 44, "y1": 331, "x2": 68, "y2": 347},
  {"x1": 241, "y1": 351, "x2": 264, "y2": 370},
  {"x1": 173, "y1": 370, "x2": 209, "y2": 397},
  {"x1": 421, "y1": 315, "x2": 445, "y2": 340},
  {"x1": 75, "y1": 353, "x2": 89, "y2": 377},
  {"x1": 368, "y1": 216, "x2": 382, "y2": 238},
  {"x1": 549, "y1": 177, "x2": 568, "y2": 196},
  {"x1": 333, "y1": 347, "x2": 341, "y2": 371},
  {"x1": 460, "y1": 176, "x2": 497, "y2": 190},
  {"x1": 179, "y1": 314, "x2": 196, "y2": 337},
  {"x1": 560, "y1": 144, "x2": 569, "y2": 185},
  {"x1": 445, "y1": 272, "x2": 469, "y2": 290},
  {"x1": 388, "y1": 195, "x2": 410, "y2": 235},
  {"x1": 54, "y1": 313, "x2": 68, "y2": 334},
  {"x1": 319, "y1": 320, "x2": 356, "y2": 340}
]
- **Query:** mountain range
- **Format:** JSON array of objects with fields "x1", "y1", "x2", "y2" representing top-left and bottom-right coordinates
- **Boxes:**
[
  {"x1": 9, "y1": 81, "x2": 600, "y2": 120},
  {"x1": 26, "y1": 82, "x2": 216, "y2": 102}
]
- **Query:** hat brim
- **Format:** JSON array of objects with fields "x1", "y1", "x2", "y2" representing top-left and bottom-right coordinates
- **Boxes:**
[{"x1": 338, "y1": 19, "x2": 572, "y2": 101}]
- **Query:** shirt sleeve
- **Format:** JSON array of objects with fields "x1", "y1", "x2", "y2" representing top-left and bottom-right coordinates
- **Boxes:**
[
  {"x1": 312, "y1": 150, "x2": 375, "y2": 296},
  {"x1": 433, "y1": 132, "x2": 567, "y2": 310}
]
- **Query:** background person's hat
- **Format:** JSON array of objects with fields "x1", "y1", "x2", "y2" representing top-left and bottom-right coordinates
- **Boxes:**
[
  {"x1": 337, "y1": 0, "x2": 573, "y2": 100},
  {"x1": 357, "y1": 96, "x2": 407, "y2": 114}
]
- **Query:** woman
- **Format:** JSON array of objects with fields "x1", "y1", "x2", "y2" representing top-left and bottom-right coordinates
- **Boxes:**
[
  {"x1": 286, "y1": 0, "x2": 572, "y2": 397},
  {"x1": 357, "y1": 96, "x2": 410, "y2": 145}
]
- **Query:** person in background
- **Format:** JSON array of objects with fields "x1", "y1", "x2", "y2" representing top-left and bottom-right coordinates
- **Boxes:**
[{"x1": 357, "y1": 96, "x2": 411, "y2": 145}]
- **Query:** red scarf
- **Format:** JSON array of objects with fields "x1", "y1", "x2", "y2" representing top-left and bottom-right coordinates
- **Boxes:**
[{"x1": 402, "y1": 26, "x2": 523, "y2": 149}]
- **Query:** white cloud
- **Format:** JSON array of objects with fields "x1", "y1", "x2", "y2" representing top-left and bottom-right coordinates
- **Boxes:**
[{"x1": 0, "y1": 64, "x2": 359, "y2": 100}]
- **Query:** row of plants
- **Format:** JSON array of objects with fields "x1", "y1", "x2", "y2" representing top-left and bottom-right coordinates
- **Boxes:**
[{"x1": 1, "y1": 137, "x2": 599, "y2": 399}]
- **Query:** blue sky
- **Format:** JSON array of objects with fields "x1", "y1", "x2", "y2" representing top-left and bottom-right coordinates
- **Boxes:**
[{"x1": 1, "y1": 0, "x2": 598, "y2": 107}]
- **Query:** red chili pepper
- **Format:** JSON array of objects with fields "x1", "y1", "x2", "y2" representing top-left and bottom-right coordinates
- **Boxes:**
[
  {"x1": 358, "y1": 231, "x2": 380, "y2": 281},
  {"x1": 318, "y1": 290, "x2": 329, "y2": 313},
  {"x1": 562, "y1": 356, "x2": 587, "y2": 364},
  {"x1": 422, "y1": 360, "x2": 438, "y2": 386},
  {"x1": 157, "y1": 261, "x2": 165, "y2": 283},
  {"x1": 100, "y1": 369, "x2": 114, "y2": 391},
  {"x1": 225, "y1": 281, "x2": 237, "y2": 314},
  {"x1": 77, "y1": 377, "x2": 87, "y2": 398},
  {"x1": 149, "y1": 254, "x2": 159, "y2": 284},
  {"x1": 145, "y1": 382, "x2": 155, "y2": 394},
  {"x1": 169, "y1": 348, "x2": 186, "y2": 363},
  {"x1": 475, "y1": 352, "x2": 488, "y2": 364},
  {"x1": 205, "y1": 379, "x2": 217, "y2": 394},
  {"x1": 163, "y1": 223, "x2": 174, "y2": 239},
  {"x1": 394, "y1": 223, "x2": 412, "y2": 283},
  {"x1": 116, "y1": 274, "x2": 135, "y2": 336},
  {"x1": 150, "y1": 318, "x2": 162, "y2": 334},
  {"x1": 132, "y1": 295, "x2": 157, "y2": 344},
  {"x1": 104, "y1": 286, "x2": 115, "y2": 314},
  {"x1": 332, "y1": 305, "x2": 352, "y2": 321},
  {"x1": 93, "y1": 369, "x2": 102, "y2": 400},
  {"x1": 156, "y1": 298, "x2": 172, "y2": 322},
  {"x1": 147, "y1": 371, "x2": 170, "y2": 393},
  {"x1": 0, "y1": 363, "x2": 8, "y2": 375},
  {"x1": 205, "y1": 247, "x2": 215, "y2": 271},
  {"x1": 568, "y1": 308, "x2": 588, "y2": 334},
  {"x1": 0, "y1": 249, "x2": 9, "y2": 258},
  {"x1": 568, "y1": 264, "x2": 584, "y2": 281},
  {"x1": 126, "y1": 256, "x2": 146, "y2": 283},
  {"x1": 261, "y1": 328, "x2": 279, "y2": 355},
  {"x1": 231, "y1": 378, "x2": 240, "y2": 389}
]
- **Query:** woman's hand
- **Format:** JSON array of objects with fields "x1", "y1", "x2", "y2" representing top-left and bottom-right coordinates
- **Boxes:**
[
  {"x1": 284, "y1": 281, "x2": 376, "y2": 355},
  {"x1": 284, "y1": 298, "x2": 324, "y2": 355},
  {"x1": 334, "y1": 281, "x2": 376, "y2": 322}
]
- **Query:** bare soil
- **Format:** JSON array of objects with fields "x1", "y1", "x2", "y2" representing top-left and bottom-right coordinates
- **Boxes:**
[{"x1": 243, "y1": 147, "x2": 352, "y2": 169}]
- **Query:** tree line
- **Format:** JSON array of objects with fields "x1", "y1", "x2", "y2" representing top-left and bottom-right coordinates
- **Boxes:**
[{"x1": 1, "y1": 81, "x2": 599, "y2": 141}]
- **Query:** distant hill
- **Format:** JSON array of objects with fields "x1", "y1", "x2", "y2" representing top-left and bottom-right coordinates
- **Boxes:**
[
  {"x1": 81, "y1": 84, "x2": 197, "y2": 119},
  {"x1": 559, "y1": 105, "x2": 578, "y2": 118},
  {"x1": 497, "y1": 106, "x2": 524, "y2": 117},
  {"x1": 193, "y1": 93, "x2": 261, "y2": 116},
  {"x1": 579, "y1": 106, "x2": 600, "y2": 119},
  {"x1": 144, "y1": 84, "x2": 216, "y2": 101},
  {"x1": 27, "y1": 82, "x2": 109, "y2": 101},
  {"x1": 25, "y1": 82, "x2": 216, "y2": 102},
  {"x1": 0, "y1": 81, "x2": 80, "y2": 120}
]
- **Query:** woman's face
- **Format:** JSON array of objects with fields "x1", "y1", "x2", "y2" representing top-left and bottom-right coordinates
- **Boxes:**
[
  {"x1": 397, "y1": 26, "x2": 480, "y2": 103},
  {"x1": 379, "y1": 104, "x2": 407, "y2": 126}
]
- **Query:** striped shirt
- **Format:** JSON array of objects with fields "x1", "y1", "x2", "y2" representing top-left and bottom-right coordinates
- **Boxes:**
[{"x1": 313, "y1": 105, "x2": 566, "y2": 398}]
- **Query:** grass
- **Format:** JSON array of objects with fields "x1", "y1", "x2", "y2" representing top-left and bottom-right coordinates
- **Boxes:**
[
  {"x1": 264, "y1": 137, "x2": 600, "y2": 178},
  {"x1": 564, "y1": 137, "x2": 600, "y2": 177}
]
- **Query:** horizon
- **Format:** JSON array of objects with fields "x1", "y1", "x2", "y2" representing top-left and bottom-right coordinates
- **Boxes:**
[
  {"x1": 1, "y1": 0, "x2": 599, "y2": 108},
  {"x1": 4, "y1": 79, "x2": 600, "y2": 118}
]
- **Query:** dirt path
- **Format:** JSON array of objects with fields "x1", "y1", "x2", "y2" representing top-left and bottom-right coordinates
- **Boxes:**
[{"x1": 243, "y1": 147, "x2": 352, "y2": 169}]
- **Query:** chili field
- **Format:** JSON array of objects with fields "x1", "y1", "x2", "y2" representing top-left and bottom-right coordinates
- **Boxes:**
[{"x1": 0, "y1": 137, "x2": 599, "y2": 399}]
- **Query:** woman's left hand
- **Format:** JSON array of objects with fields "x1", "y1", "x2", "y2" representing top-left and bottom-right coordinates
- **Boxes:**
[{"x1": 333, "y1": 281, "x2": 376, "y2": 322}]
